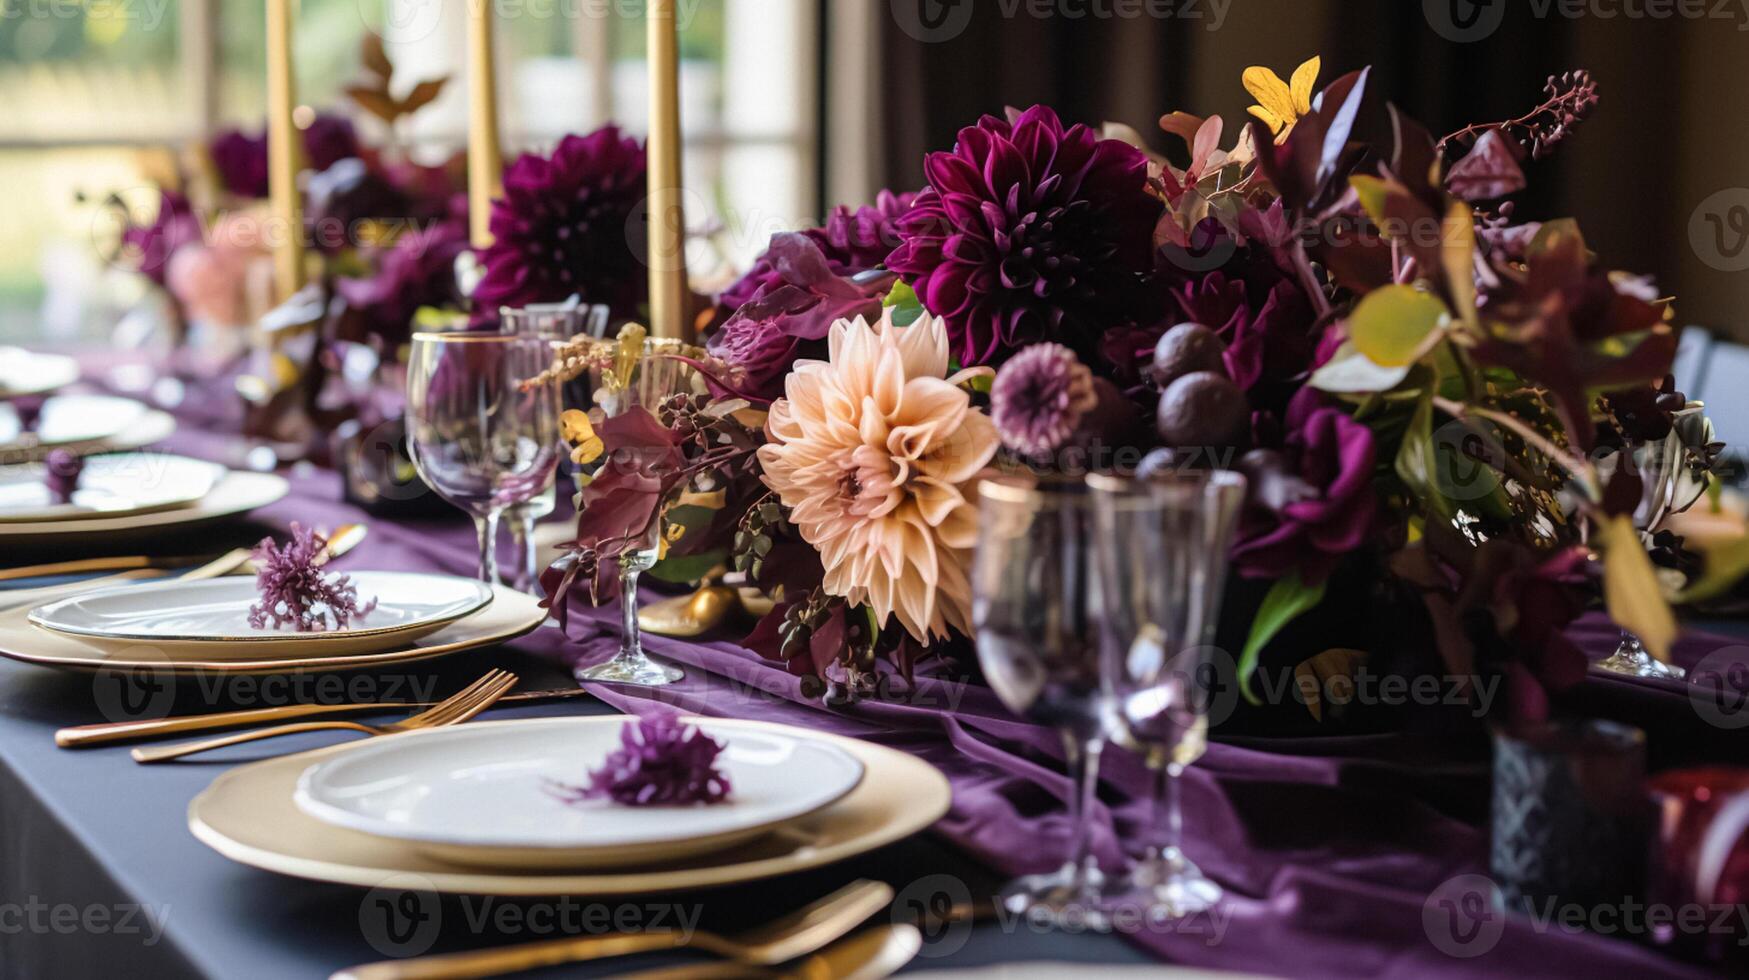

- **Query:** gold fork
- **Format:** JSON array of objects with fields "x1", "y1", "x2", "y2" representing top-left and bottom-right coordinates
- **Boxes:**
[
  {"x1": 330, "y1": 879, "x2": 893, "y2": 980},
  {"x1": 131, "y1": 669, "x2": 518, "y2": 764}
]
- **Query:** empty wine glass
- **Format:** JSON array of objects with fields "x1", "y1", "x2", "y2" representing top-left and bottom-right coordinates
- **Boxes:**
[
  {"x1": 405, "y1": 332, "x2": 562, "y2": 585},
  {"x1": 1596, "y1": 405, "x2": 1712, "y2": 680},
  {"x1": 574, "y1": 334, "x2": 698, "y2": 688},
  {"x1": 498, "y1": 303, "x2": 610, "y2": 593},
  {"x1": 973, "y1": 473, "x2": 1115, "y2": 930},
  {"x1": 1089, "y1": 469, "x2": 1246, "y2": 918}
]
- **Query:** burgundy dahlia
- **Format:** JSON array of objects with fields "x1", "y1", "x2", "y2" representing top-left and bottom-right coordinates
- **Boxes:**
[
  {"x1": 1232, "y1": 408, "x2": 1377, "y2": 584},
  {"x1": 209, "y1": 128, "x2": 270, "y2": 199},
  {"x1": 336, "y1": 217, "x2": 471, "y2": 348},
  {"x1": 554, "y1": 714, "x2": 731, "y2": 807},
  {"x1": 990, "y1": 343, "x2": 1097, "y2": 456},
  {"x1": 248, "y1": 523, "x2": 377, "y2": 632},
  {"x1": 719, "y1": 189, "x2": 920, "y2": 311},
  {"x1": 43, "y1": 450, "x2": 81, "y2": 504},
  {"x1": 474, "y1": 126, "x2": 649, "y2": 321},
  {"x1": 120, "y1": 190, "x2": 202, "y2": 288},
  {"x1": 887, "y1": 105, "x2": 1161, "y2": 366}
]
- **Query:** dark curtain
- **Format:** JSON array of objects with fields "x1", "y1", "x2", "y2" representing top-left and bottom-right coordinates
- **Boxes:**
[{"x1": 877, "y1": 0, "x2": 1736, "y2": 336}]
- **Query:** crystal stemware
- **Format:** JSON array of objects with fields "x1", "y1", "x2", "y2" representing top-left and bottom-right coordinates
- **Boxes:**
[
  {"x1": 1596, "y1": 405, "x2": 1712, "y2": 680},
  {"x1": 405, "y1": 332, "x2": 562, "y2": 585},
  {"x1": 972, "y1": 473, "x2": 1115, "y2": 930},
  {"x1": 573, "y1": 334, "x2": 698, "y2": 688},
  {"x1": 1088, "y1": 469, "x2": 1246, "y2": 919},
  {"x1": 497, "y1": 303, "x2": 610, "y2": 593}
]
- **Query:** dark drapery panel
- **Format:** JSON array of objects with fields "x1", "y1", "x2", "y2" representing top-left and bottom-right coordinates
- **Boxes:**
[{"x1": 877, "y1": 0, "x2": 1746, "y2": 337}]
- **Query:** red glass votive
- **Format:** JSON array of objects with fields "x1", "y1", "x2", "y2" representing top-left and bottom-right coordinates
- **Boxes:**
[{"x1": 1646, "y1": 767, "x2": 1749, "y2": 967}]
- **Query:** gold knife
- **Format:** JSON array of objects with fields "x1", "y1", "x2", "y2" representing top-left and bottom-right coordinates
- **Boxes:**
[
  {"x1": 615, "y1": 924, "x2": 925, "y2": 980},
  {"x1": 56, "y1": 686, "x2": 593, "y2": 748}
]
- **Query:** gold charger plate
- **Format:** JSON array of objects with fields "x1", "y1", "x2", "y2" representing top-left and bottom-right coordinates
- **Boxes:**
[
  {"x1": 189, "y1": 717, "x2": 952, "y2": 896},
  {"x1": 0, "y1": 584, "x2": 544, "y2": 675},
  {"x1": 0, "y1": 468, "x2": 285, "y2": 547}
]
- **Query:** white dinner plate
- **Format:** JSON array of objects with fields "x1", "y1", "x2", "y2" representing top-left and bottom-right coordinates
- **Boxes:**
[
  {"x1": 0, "y1": 394, "x2": 146, "y2": 449},
  {"x1": 0, "y1": 348, "x2": 79, "y2": 399},
  {"x1": 0, "y1": 469, "x2": 284, "y2": 547},
  {"x1": 293, "y1": 716, "x2": 867, "y2": 869},
  {"x1": 29, "y1": 571, "x2": 494, "y2": 660},
  {"x1": 0, "y1": 453, "x2": 224, "y2": 522}
]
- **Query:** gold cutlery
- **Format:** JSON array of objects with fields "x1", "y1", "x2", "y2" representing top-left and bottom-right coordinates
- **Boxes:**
[
  {"x1": 639, "y1": 584, "x2": 740, "y2": 637},
  {"x1": 131, "y1": 669, "x2": 517, "y2": 764},
  {"x1": 0, "y1": 555, "x2": 159, "y2": 582},
  {"x1": 614, "y1": 924, "x2": 924, "y2": 980},
  {"x1": 329, "y1": 879, "x2": 893, "y2": 980},
  {"x1": 58, "y1": 686, "x2": 592, "y2": 749},
  {"x1": 0, "y1": 546, "x2": 253, "y2": 612}
]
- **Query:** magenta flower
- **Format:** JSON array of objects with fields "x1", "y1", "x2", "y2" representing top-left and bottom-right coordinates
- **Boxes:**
[
  {"x1": 720, "y1": 189, "x2": 920, "y2": 311},
  {"x1": 248, "y1": 523, "x2": 377, "y2": 632},
  {"x1": 552, "y1": 714, "x2": 731, "y2": 807},
  {"x1": 474, "y1": 126, "x2": 649, "y2": 321},
  {"x1": 1232, "y1": 408, "x2": 1376, "y2": 584},
  {"x1": 887, "y1": 105, "x2": 1161, "y2": 366},
  {"x1": 335, "y1": 217, "x2": 471, "y2": 348},
  {"x1": 43, "y1": 450, "x2": 82, "y2": 504},
  {"x1": 208, "y1": 115, "x2": 359, "y2": 200},
  {"x1": 119, "y1": 190, "x2": 202, "y2": 288},
  {"x1": 990, "y1": 342, "x2": 1097, "y2": 456}
]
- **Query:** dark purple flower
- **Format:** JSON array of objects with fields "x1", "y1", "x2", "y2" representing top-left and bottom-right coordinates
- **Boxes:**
[
  {"x1": 248, "y1": 523, "x2": 377, "y2": 632},
  {"x1": 43, "y1": 449, "x2": 81, "y2": 504},
  {"x1": 11, "y1": 396, "x2": 45, "y2": 433},
  {"x1": 209, "y1": 115, "x2": 361, "y2": 200},
  {"x1": 1232, "y1": 408, "x2": 1376, "y2": 584},
  {"x1": 306, "y1": 158, "x2": 415, "y2": 252},
  {"x1": 552, "y1": 714, "x2": 731, "y2": 807},
  {"x1": 888, "y1": 105, "x2": 1161, "y2": 367},
  {"x1": 119, "y1": 190, "x2": 202, "y2": 288},
  {"x1": 720, "y1": 189, "x2": 920, "y2": 311},
  {"x1": 301, "y1": 114, "x2": 361, "y2": 173},
  {"x1": 990, "y1": 342, "x2": 1097, "y2": 456},
  {"x1": 705, "y1": 234, "x2": 891, "y2": 402},
  {"x1": 336, "y1": 218, "x2": 471, "y2": 347},
  {"x1": 474, "y1": 126, "x2": 649, "y2": 321}
]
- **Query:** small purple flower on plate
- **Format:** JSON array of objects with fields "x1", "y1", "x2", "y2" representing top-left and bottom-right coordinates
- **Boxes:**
[
  {"x1": 43, "y1": 449, "x2": 81, "y2": 504},
  {"x1": 248, "y1": 523, "x2": 377, "y2": 632},
  {"x1": 552, "y1": 715, "x2": 731, "y2": 807}
]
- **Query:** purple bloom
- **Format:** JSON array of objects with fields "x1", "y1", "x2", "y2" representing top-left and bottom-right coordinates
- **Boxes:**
[
  {"x1": 474, "y1": 126, "x2": 649, "y2": 321},
  {"x1": 335, "y1": 217, "x2": 471, "y2": 348},
  {"x1": 305, "y1": 158, "x2": 415, "y2": 253},
  {"x1": 720, "y1": 189, "x2": 920, "y2": 311},
  {"x1": 706, "y1": 233, "x2": 891, "y2": 402},
  {"x1": 248, "y1": 523, "x2": 376, "y2": 632},
  {"x1": 208, "y1": 114, "x2": 361, "y2": 200},
  {"x1": 120, "y1": 190, "x2": 202, "y2": 287},
  {"x1": 1232, "y1": 408, "x2": 1377, "y2": 584},
  {"x1": 43, "y1": 450, "x2": 81, "y2": 504},
  {"x1": 553, "y1": 715, "x2": 731, "y2": 807},
  {"x1": 887, "y1": 105, "x2": 1161, "y2": 367},
  {"x1": 11, "y1": 396, "x2": 45, "y2": 433},
  {"x1": 301, "y1": 114, "x2": 361, "y2": 173},
  {"x1": 990, "y1": 342, "x2": 1097, "y2": 456}
]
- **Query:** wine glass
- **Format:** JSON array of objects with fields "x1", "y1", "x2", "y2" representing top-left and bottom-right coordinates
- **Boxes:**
[
  {"x1": 498, "y1": 303, "x2": 610, "y2": 593},
  {"x1": 405, "y1": 332, "x2": 562, "y2": 584},
  {"x1": 972, "y1": 473, "x2": 1116, "y2": 929},
  {"x1": 1596, "y1": 405, "x2": 1712, "y2": 679},
  {"x1": 574, "y1": 335, "x2": 698, "y2": 688},
  {"x1": 1088, "y1": 469, "x2": 1246, "y2": 918}
]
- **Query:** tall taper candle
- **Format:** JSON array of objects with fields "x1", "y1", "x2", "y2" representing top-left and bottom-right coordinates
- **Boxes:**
[
  {"x1": 646, "y1": 0, "x2": 689, "y2": 340},
  {"x1": 265, "y1": 0, "x2": 305, "y2": 301},
  {"x1": 467, "y1": 0, "x2": 504, "y2": 250}
]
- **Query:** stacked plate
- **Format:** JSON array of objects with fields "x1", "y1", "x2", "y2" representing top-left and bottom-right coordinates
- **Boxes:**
[
  {"x1": 191, "y1": 715, "x2": 953, "y2": 895},
  {"x1": 0, "y1": 347, "x2": 78, "y2": 399},
  {"x1": 0, "y1": 394, "x2": 177, "y2": 464},
  {"x1": 0, "y1": 452, "x2": 289, "y2": 548},
  {"x1": 1, "y1": 571, "x2": 546, "y2": 674}
]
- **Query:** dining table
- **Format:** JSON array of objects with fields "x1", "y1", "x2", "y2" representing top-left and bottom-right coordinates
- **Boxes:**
[{"x1": 2, "y1": 362, "x2": 1747, "y2": 979}]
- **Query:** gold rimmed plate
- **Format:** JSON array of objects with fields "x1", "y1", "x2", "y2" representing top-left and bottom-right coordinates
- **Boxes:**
[
  {"x1": 0, "y1": 469, "x2": 286, "y2": 548},
  {"x1": 0, "y1": 584, "x2": 544, "y2": 675},
  {"x1": 190, "y1": 717, "x2": 952, "y2": 896}
]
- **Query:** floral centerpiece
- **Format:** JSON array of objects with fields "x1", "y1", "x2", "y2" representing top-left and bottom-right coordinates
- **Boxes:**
[{"x1": 546, "y1": 58, "x2": 1742, "y2": 723}]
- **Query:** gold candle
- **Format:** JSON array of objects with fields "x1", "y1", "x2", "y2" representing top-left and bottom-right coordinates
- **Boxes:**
[
  {"x1": 467, "y1": 0, "x2": 504, "y2": 250},
  {"x1": 265, "y1": 0, "x2": 305, "y2": 301},
  {"x1": 646, "y1": 0, "x2": 689, "y2": 340}
]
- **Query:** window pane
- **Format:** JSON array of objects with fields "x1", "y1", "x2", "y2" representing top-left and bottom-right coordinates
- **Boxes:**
[{"x1": 0, "y1": 0, "x2": 186, "y2": 140}]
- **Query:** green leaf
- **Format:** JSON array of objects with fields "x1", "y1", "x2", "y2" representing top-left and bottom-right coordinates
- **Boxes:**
[
  {"x1": 1347, "y1": 285, "x2": 1449, "y2": 367},
  {"x1": 1308, "y1": 340, "x2": 1412, "y2": 394},
  {"x1": 1439, "y1": 200, "x2": 1478, "y2": 327},
  {"x1": 1597, "y1": 515, "x2": 1677, "y2": 664},
  {"x1": 647, "y1": 548, "x2": 727, "y2": 585},
  {"x1": 1238, "y1": 572, "x2": 1328, "y2": 705},
  {"x1": 1395, "y1": 392, "x2": 1454, "y2": 520},
  {"x1": 1677, "y1": 531, "x2": 1749, "y2": 604},
  {"x1": 884, "y1": 280, "x2": 924, "y2": 326}
]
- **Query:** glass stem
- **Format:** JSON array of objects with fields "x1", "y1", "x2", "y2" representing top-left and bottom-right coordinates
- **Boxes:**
[
  {"x1": 1153, "y1": 756, "x2": 1184, "y2": 863},
  {"x1": 1064, "y1": 735, "x2": 1105, "y2": 900},
  {"x1": 474, "y1": 510, "x2": 501, "y2": 585},
  {"x1": 507, "y1": 507, "x2": 536, "y2": 593},
  {"x1": 618, "y1": 560, "x2": 644, "y2": 663}
]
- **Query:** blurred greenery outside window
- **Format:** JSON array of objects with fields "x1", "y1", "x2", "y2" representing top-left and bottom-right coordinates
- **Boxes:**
[{"x1": 0, "y1": 0, "x2": 815, "y2": 345}]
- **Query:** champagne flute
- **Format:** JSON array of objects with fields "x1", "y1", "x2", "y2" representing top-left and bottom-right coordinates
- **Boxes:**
[
  {"x1": 1088, "y1": 469, "x2": 1246, "y2": 918},
  {"x1": 574, "y1": 334, "x2": 697, "y2": 688},
  {"x1": 973, "y1": 473, "x2": 1115, "y2": 929},
  {"x1": 405, "y1": 333, "x2": 562, "y2": 584},
  {"x1": 498, "y1": 303, "x2": 610, "y2": 593}
]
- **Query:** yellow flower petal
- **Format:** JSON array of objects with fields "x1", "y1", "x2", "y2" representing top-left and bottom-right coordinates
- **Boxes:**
[
  {"x1": 570, "y1": 437, "x2": 604, "y2": 466},
  {"x1": 1242, "y1": 67, "x2": 1297, "y2": 130},
  {"x1": 1247, "y1": 105, "x2": 1285, "y2": 134},
  {"x1": 1290, "y1": 56, "x2": 1322, "y2": 116}
]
